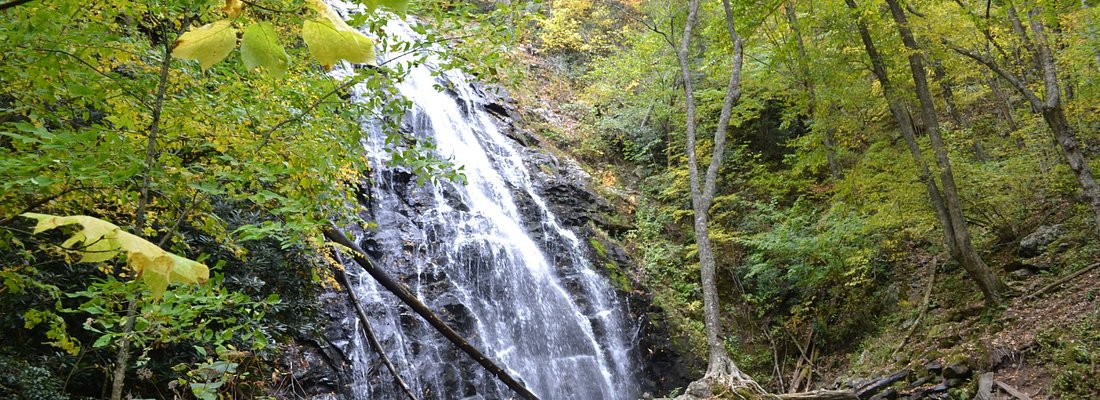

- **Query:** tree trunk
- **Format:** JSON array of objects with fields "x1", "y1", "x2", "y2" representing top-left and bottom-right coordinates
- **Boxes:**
[
  {"x1": 844, "y1": 0, "x2": 959, "y2": 261},
  {"x1": 1042, "y1": 105, "x2": 1100, "y2": 235},
  {"x1": 885, "y1": 0, "x2": 1006, "y2": 304},
  {"x1": 785, "y1": 0, "x2": 842, "y2": 179},
  {"x1": 674, "y1": 0, "x2": 766, "y2": 393},
  {"x1": 1027, "y1": 8, "x2": 1100, "y2": 237},
  {"x1": 985, "y1": 73, "x2": 1020, "y2": 133},
  {"x1": 1085, "y1": 0, "x2": 1100, "y2": 73}
]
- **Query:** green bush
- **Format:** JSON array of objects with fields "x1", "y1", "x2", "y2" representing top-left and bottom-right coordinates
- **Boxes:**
[{"x1": 0, "y1": 355, "x2": 68, "y2": 400}]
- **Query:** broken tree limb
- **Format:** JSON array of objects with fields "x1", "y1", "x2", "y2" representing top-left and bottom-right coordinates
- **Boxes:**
[
  {"x1": 333, "y1": 262, "x2": 418, "y2": 400},
  {"x1": 855, "y1": 369, "x2": 909, "y2": 399},
  {"x1": 777, "y1": 390, "x2": 857, "y2": 400},
  {"x1": 893, "y1": 256, "x2": 937, "y2": 358},
  {"x1": 994, "y1": 380, "x2": 1033, "y2": 400},
  {"x1": 322, "y1": 225, "x2": 540, "y2": 400},
  {"x1": 1024, "y1": 262, "x2": 1100, "y2": 301}
]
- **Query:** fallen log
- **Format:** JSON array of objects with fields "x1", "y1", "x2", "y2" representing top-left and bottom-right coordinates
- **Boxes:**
[
  {"x1": 855, "y1": 369, "x2": 909, "y2": 399},
  {"x1": 323, "y1": 225, "x2": 540, "y2": 400},
  {"x1": 333, "y1": 262, "x2": 418, "y2": 400}
]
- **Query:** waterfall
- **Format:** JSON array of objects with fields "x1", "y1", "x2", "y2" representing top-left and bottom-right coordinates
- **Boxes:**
[{"x1": 324, "y1": 7, "x2": 640, "y2": 400}]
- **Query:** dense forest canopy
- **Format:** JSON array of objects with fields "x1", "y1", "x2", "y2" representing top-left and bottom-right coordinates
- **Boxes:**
[{"x1": 1, "y1": 0, "x2": 1098, "y2": 398}]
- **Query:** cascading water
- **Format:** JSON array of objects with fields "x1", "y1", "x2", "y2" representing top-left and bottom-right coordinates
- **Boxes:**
[{"x1": 324, "y1": 6, "x2": 640, "y2": 400}]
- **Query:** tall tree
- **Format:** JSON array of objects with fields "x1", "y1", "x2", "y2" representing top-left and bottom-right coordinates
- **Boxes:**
[
  {"x1": 842, "y1": 0, "x2": 960, "y2": 268},
  {"x1": 883, "y1": 0, "x2": 1006, "y2": 303},
  {"x1": 842, "y1": 0, "x2": 1016, "y2": 305},
  {"x1": 949, "y1": 5, "x2": 1100, "y2": 238},
  {"x1": 674, "y1": 0, "x2": 763, "y2": 391}
]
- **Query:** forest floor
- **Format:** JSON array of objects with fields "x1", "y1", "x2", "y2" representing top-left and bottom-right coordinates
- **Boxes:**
[{"x1": 836, "y1": 257, "x2": 1100, "y2": 400}]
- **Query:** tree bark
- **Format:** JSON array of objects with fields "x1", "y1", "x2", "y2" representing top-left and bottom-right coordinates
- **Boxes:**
[
  {"x1": 885, "y1": 0, "x2": 1006, "y2": 304},
  {"x1": 1027, "y1": 9, "x2": 1100, "y2": 236}
]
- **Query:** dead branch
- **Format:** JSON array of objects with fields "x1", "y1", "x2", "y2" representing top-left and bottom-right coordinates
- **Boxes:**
[
  {"x1": 1024, "y1": 262, "x2": 1100, "y2": 301},
  {"x1": 323, "y1": 225, "x2": 539, "y2": 400},
  {"x1": 994, "y1": 379, "x2": 1033, "y2": 400},
  {"x1": 893, "y1": 256, "x2": 938, "y2": 357}
]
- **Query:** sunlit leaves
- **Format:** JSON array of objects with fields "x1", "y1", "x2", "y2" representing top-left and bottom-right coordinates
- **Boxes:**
[
  {"x1": 171, "y1": 0, "x2": 381, "y2": 72},
  {"x1": 303, "y1": 0, "x2": 378, "y2": 68},
  {"x1": 21, "y1": 213, "x2": 210, "y2": 298},
  {"x1": 365, "y1": 0, "x2": 410, "y2": 14},
  {"x1": 241, "y1": 22, "x2": 290, "y2": 77},
  {"x1": 172, "y1": 20, "x2": 237, "y2": 71}
]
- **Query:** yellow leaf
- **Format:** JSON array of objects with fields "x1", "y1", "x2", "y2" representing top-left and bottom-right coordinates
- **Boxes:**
[
  {"x1": 21, "y1": 213, "x2": 210, "y2": 299},
  {"x1": 302, "y1": 0, "x2": 376, "y2": 68},
  {"x1": 172, "y1": 20, "x2": 238, "y2": 70},
  {"x1": 364, "y1": 0, "x2": 409, "y2": 14},
  {"x1": 223, "y1": 0, "x2": 244, "y2": 17},
  {"x1": 132, "y1": 252, "x2": 172, "y2": 298}
]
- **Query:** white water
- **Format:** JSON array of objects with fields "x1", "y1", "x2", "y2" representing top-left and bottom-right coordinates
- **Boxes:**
[{"x1": 326, "y1": 6, "x2": 639, "y2": 400}]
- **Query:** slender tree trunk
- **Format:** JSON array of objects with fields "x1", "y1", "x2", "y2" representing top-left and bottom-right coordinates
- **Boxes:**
[
  {"x1": 1006, "y1": 5, "x2": 1041, "y2": 77},
  {"x1": 674, "y1": 0, "x2": 763, "y2": 391},
  {"x1": 933, "y1": 61, "x2": 989, "y2": 161},
  {"x1": 110, "y1": 21, "x2": 177, "y2": 400},
  {"x1": 844, "y1": 0, "x2": 959, "y2": 261},
  {"x1": 985, "y1": 73, "x2": 1020, "y2": 133},
  {"x1": 885, "y1": 0, "x2": 1006, "y2": 304},
  {"x1": 932, "y1": 62, "x2": 964, "y2": 128},
  {"x1": 1042, "y1": 106, "x2": 1100, "y2": 232},
  {"x1": 1084, "y1": 0, "x2": 1100, "y2": 73},
  {"x1": 1027, "y1": 8, "x2": 1100, "y2": 237},
  {"x1": 786, "y1": 0, "x2": 842, "y2": 179}
]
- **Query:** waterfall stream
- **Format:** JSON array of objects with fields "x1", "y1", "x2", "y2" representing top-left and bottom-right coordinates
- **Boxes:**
[{"x1": 325, "y1": 7, "x2": 639, "y2": 400}]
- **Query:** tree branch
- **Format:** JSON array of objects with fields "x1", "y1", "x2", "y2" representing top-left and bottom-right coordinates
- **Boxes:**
[
  {"x1": 333, "y1": 262, "x2": 418, "y2": 400},
  {"x1": 702, "y1": 0, "x2": 745, "y2": 202},
  {"x1": 0, "y1": 0, "x2": 34, "y2": 11},
  {"x1": 255, "y1": 76, "x2": 362, "y2": 150},
  {"x1": 944, "y1": 41, "x2": 1044, "y2": 109},
  {"x1": 322, "y1": 225, "x2": 540, "y2": 400}
]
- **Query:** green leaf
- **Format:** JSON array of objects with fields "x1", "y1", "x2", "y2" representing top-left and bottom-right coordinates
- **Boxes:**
[
  {"x1": 92, "y1": 334, "x2": 112, "y2": 348},
  {"x1": 172, "y1": 20, "x2": 238, "y2": 70},
  {"x1": 21, "y1": 213, "x2": 210, "y2": 299},
  {"x1": 241, "y1": 22, "x2": 290, "y2": 77},
  {"x1": 302, "y1": 0, "x2": 376, "y2": 68},
  {"x1": 365, "y1": 0, "x2": 409, "y2": 14}
]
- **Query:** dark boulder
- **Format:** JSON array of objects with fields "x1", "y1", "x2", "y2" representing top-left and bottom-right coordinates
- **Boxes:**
[{"x1": 1018, "y1": 224, "x2": 1063, "y2": 258}]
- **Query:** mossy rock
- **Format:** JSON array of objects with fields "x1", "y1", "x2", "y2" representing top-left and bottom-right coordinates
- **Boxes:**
[{"x1": 589, "y1": 237, "x2": 608, "y2": 257}]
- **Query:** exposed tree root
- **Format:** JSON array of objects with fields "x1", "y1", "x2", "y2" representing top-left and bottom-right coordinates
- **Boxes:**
[{"x1": 672, "y1": 358, "x2": 856, "y2": 400}]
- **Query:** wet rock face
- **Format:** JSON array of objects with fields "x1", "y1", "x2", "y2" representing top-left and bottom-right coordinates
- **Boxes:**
[
  {"x1": 302, "y1": 66, "x2": 690, "y2": 398},
  {"x1": 478, "y1": 84, "x2": 695, "y2": 395}
]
